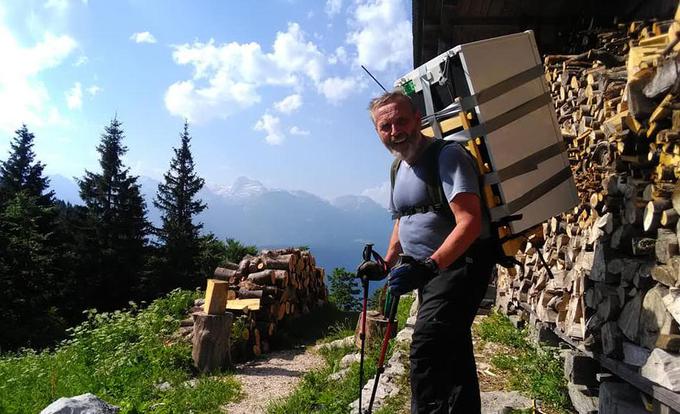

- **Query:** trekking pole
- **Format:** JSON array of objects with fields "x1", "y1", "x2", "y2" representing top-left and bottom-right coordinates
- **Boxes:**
[
  {"x1": 357, "y1": 243, "x2": 373, "y2": 414},
  {"x1": 366, "y1": 293, "x2": 400, "y2": 414}
]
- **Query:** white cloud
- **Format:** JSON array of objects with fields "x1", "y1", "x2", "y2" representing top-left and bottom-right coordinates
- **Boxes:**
[
  {"x1": 274, "y1": 94, "x2": 302, "y2": 114},
  {"x1": 0, "y1": 16, "x2": 77, "y2": 133},
  {"x1": 325, "y1": 0, "x2": 342, "y2": 17},
  {"x1": 44, "y1": 0, "x2": 87, "y2": 14},
  {"x1": 130, "y1": 31, "x2": 157, "y2": 44},
  {"x1": 361, "y1": 181, "x2": 390, "y2": 208},
  {"x1": 86, "y1": 85, "x2": 101, "y2": 96},
  {"x1": 270, "y1": 23, "x2": 324, "y2": 83},
  {"x1": 328, "y1": 46, "x2": 348, "y2": 65},
  {"x1": 254, "y1": 113, "x2": 285, "y2": 145},
  {"x1": 289, "y1": 126, "x2": 310, "y2": 136},
  {"x1": 65, "y1": 82, "x2": 82, "y2": 109},
  {"x1": 44, "y1": 0, "x2": 69, "y2": 12},
  {"x1": 347, "y1": 0, "x2": 412, "y2": 71},
  {"x1": 318, "y1": 76, "x2": 360, "y2": 103},
  {"x1": 166, "y1": 22, "x2": 335, "y2": 122},
  {"x1": 74, "y1": 55, "x2": 88, "y2": 66}
]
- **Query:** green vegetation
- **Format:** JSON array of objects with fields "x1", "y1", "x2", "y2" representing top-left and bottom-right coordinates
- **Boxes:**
[
  {"x1": 267, "y1": 295, "x2": 414, "y2": 414},
  {"x1": 475, "y1": 311, "x2": 570, "y2": 412},
  {"x1": 327, "y1": 267, "x2": 360, "y2": 312},
  {"x1": 0, "y1": 289, "x2": 240, "y2": 414}
]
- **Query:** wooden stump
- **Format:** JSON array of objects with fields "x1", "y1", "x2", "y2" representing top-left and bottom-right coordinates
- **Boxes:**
[
  {"x1": 192, "y1": 312, "x2": 233, "y2": 373},
  {"x1": 354, "y1": 310, "x2": 388, "y2": 348}
]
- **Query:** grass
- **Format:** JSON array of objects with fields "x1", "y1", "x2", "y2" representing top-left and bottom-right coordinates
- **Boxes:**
[
  {"x1": 0, "y1": 289, "x2": 240, "y2": 414},
  {"x1": 266, "y1": 294, "x2": 415, "y2": 414},
  {"x1": 475, "y1": 311, "x2": 570, "y2": 413}
]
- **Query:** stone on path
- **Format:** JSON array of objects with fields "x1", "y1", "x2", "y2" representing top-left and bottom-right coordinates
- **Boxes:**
[
  {"x1": 40, "y1": 393, "x2": 119, "y2": 414},
  {"x1": 480, "y1": 391, "x2": 532, "y2": 413}
]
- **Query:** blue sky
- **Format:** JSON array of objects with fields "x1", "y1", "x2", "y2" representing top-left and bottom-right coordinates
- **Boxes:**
[{"x1": 0, "y1": 0, "x2": 413, "y2": 206}]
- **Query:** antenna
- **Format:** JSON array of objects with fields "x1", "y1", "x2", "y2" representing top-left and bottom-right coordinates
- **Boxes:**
[{"x1": 361, "y1": 65, "x2": 388, "y2": 93}]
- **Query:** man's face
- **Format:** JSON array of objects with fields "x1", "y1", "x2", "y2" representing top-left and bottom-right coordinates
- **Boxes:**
[{"x1": 371, "y1": 98, "x2": 422, "y2": 162}]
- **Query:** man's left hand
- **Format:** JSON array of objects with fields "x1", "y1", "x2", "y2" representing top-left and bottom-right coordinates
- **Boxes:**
[{"x1": 388, "y1": 256, "x2": 438, "y2": 296}]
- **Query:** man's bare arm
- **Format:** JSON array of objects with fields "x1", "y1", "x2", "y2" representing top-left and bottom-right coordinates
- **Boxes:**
[
  {"x1": 384, "y1": 219, "x2": 402, "y2": 268},
  {"x1": 430, "y1": 193, "x2": 481, "y2": 269}
]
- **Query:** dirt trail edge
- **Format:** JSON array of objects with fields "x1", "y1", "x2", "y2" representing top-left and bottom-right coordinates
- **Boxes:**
[{"x1": 221, "y1": 346, "x2": 324, "y2": 414}]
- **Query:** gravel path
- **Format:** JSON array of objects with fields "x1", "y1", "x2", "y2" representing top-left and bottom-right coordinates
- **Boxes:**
[{"x1": 222, "y1": 347, "x2": 324, "y2": 414}]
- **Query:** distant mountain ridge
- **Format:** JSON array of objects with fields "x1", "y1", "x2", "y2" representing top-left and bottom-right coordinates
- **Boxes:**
[{"x1": 49, "y1": 175, "x2": 393, "y2": 276}]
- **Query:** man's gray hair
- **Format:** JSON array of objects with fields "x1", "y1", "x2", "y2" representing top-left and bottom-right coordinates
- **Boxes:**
[{"x1": 368, "y1": 90, "x2": 418, "y2": 123}]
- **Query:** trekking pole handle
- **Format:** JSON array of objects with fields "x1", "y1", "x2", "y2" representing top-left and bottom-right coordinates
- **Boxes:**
[{"x1": 362, "y1": 243, "x2": 374, "y2": 262}]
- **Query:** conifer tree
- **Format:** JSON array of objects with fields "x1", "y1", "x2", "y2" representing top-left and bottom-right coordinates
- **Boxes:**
[
  {"x1": 0, "y1": 124, "x2": 54, "y2": 206},
  {"x1": 78, "y1": 117, "x2": 149, "y2": 309},
  {"x1": 154, "y1": 121, "x2": 206, "y2": 289},
  {"x1": 0, "y1": 125, "x2": 61, "y2": 348}
]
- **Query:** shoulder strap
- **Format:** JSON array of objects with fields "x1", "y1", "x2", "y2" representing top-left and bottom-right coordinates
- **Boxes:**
[
  {"x1": 422, "y1": 139, "x2": 454, "y2": 213},
  {"x1": 390, "y1": 139, "x2": 458, "y2": 219}
]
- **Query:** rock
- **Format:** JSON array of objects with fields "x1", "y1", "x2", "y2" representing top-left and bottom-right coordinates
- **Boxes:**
[
  {"x1": 409, "y1": 293, "x2": 419, "y2": 317},
  {"x1": 641, "y1": 348, "x2": 680, "y2": 391},
  {"x1": 339, "y1": 352, "x2": 361, "y2": 369},
  {"x1": 328, "y1": 367, "x2": 350, "y2": 381},
  {"x1": 567, "y1": 383, "x2": 598, "y2": 414},
  {"x1": 480, "y1": 391, "x2": 532, "y2": 413},
  {"x1": 348, "y1": 347, "x2": 409, "y2": 413},
  {"x1": 40, "y1": 393, "x2": 119, "y2": 414},
  {"x1": 155, "y1": 381, "x2": 172, "y2": 392},
  {"x1": 314, "y1": 335, "x2": 354, "y2": 352}
]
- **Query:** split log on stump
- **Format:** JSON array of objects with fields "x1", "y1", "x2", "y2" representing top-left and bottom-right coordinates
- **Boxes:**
[
  {"x1": 354, "y1": 310, "x2": 388, "y2": 348},
  {"x1": 641, "y1": 348, "x2": 680, "y2": 392},
  {"x1": 192, "y1": 312, "x2": 233, "y2": 373},
  {"x1": 640, "y1": 284, "x2": 674, "y2": 349},
  {"x1": 656, "y1": 229, "x2": 679, "y2": 264},
  {"x1": 203, "y1": 279, "x2": 228, "y2": 315}
]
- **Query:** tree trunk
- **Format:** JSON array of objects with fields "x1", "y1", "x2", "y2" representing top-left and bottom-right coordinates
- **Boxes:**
[{"x1": 192, "y1": 312, "x2": 233, "y2": 373}]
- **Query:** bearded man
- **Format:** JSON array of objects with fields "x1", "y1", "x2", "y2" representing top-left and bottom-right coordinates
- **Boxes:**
[{"x1": 369, "y1": 90, "x2": 493, "y2": 413}]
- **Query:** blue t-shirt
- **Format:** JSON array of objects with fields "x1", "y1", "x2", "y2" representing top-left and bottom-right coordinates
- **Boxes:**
[{"x1": 389, "y1": 142, "x2": 487, "y2": 260}]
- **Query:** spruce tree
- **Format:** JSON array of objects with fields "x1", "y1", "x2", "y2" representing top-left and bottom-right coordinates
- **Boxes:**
[
  {"x1": 78, "y1": 117, "x2": 149, "y2": 310},
  {"x1": 154, "y1": 121, "x2": 206, "y2": 290},
  {"x1": 0, "y1": 125, "x2": 61, "y2": 349},
  {"x1": 0, "y1": 124, "x2": 54, "y2": 206}
]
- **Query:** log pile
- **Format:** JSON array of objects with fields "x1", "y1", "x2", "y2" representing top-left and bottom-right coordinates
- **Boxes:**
[
  {"x1": 184, "y1": 248, "x2": 328, "y2": 359},
  {"x1": 496, "y1": 14, "x2": 680, "y2": 386}
]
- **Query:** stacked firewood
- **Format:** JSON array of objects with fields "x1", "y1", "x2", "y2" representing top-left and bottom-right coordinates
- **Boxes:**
[
  {"x1": 184, "y1": 248, "x2": 328, "y2": 358},
  {"x1": 497, "y1": 15, "x2": 680, "y2": 383}
]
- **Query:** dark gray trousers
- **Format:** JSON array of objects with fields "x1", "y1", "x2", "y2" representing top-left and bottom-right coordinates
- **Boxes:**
[{"x1": 410, "y1": 246, "x2": 493, "y2": 413}]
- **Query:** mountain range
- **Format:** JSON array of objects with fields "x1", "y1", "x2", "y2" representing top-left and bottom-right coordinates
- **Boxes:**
[{"x1": 49, "y1": 175, "x2": 393, "y2": 281}]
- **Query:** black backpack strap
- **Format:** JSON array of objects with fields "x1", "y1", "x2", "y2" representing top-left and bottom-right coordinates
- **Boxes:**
[
  {"x1": 390, "y1": 158, "x2": 402, "y2": 219},
  {"x1": 390, "y1": 139, "x2": 457, "y2": 219}
]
